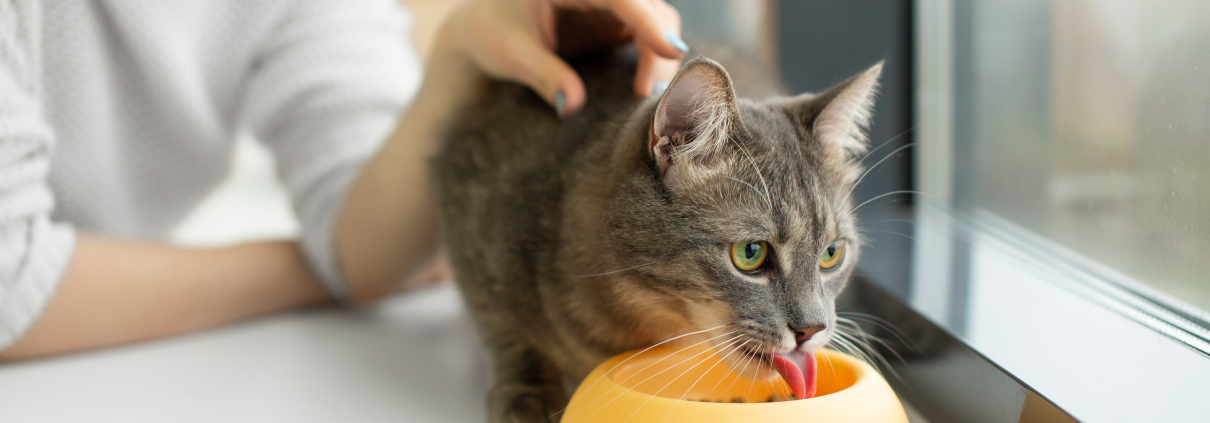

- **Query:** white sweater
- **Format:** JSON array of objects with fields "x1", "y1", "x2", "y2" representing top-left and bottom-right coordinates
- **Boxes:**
[{"x1": 0, "y1": 0, "x2": 421, "y2": 349}]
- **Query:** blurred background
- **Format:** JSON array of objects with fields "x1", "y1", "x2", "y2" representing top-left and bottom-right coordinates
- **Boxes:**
[{"x1": 960, "y1": 0, "x2": 1210, "y2": 312}]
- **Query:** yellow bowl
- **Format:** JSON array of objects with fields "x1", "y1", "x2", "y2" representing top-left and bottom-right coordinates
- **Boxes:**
[{"x1": 561, "y1": 344, "x2": 908, "y2": 423}]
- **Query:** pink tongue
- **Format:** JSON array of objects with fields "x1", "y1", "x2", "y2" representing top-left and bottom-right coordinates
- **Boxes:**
[{"x1": 771, "y1": 351, "x2": 817, "y2": 399}]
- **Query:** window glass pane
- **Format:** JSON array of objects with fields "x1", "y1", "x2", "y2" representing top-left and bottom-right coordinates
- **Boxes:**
[{"x1": 964, "y1": 0, "x2": 1210, "y2": 312}]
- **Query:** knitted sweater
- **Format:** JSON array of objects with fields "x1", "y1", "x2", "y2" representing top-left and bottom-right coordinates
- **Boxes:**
[{"x1": 0, "y1": 0, "x2": 421, "y2": 349}]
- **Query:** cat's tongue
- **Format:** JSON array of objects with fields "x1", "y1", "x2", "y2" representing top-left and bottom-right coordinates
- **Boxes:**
[{"x1": 771, "y1": 351, "x2": 817, "y2": 400}]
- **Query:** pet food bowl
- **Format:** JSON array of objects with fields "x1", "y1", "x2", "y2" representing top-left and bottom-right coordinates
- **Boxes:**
[{"x1": 560, "y1": 344, "x2": 908, "y2": 423}]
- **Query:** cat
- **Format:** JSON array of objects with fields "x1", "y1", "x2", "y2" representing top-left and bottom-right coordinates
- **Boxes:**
[{"x1": 435, "y1": 43, "x2": 881, "y2": 422}]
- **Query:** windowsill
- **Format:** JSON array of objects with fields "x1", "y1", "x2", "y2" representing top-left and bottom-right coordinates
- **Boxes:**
[{"x1": 847, "y1": 204, "x2": 1210, "y2": 422}]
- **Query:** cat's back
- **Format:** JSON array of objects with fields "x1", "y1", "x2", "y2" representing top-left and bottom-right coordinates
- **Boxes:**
[
  {"x1": 434, "y1": 48, "x2": 641, "y2": 299},
  {"x1": 436, "y1": 49, "x2": 639, "y2": 188}
]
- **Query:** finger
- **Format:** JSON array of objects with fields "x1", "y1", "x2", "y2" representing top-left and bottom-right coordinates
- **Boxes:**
[
  {"x1": 633, "y1": 42, "x2": 681, "y2": 97},
  {"x1": 607, "y1": 0, "x2": 686, "y2": 59},
  {"x1": 493, "y1": 32, "x2": 588, "y2": 117}
]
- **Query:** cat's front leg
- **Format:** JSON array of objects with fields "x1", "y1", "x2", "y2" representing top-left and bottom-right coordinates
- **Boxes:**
[
  {"x1": 489, "y1": 382, "x2": 565, "y2": 423},
  {"x1": 487, "y1": 345, "x2": 568, "y2": 423}
]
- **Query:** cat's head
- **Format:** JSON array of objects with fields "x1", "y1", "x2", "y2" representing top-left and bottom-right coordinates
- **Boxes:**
[{"x1": 608, "y1": 58, "x2": 881, "y2": 384}]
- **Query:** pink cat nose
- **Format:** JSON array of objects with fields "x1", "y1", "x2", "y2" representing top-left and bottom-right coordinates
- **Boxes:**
[{"x1": 793, "y1": 325, "x2": 826, "y2": 346}]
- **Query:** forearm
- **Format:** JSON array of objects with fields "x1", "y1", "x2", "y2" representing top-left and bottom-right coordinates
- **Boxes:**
[
  {"x1": 335, "y1": 32, "x2": 479, "y2": 302},
  {"x1": 0, "y1": 236, "x2": 330, "y2": 361}
]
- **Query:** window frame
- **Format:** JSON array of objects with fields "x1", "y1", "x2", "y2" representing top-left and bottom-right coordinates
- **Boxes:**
[{"x1": 777, "y1": 1, "x2": 1210, "y2": 422}]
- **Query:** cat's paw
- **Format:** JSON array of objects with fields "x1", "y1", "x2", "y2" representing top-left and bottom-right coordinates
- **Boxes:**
[{"x1": 490, "y1": 385, "x2": 561, "y2": 423}]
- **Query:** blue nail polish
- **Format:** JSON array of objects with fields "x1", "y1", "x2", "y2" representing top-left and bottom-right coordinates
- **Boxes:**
[
  {"x1": 652, "y1": 80, "x2": 670, "y2": 97},
  {"x1": 664, "y1": 30, "x2": 689, "y2": 53},
  {"x1": 554, "y1": 91, "x2": 566, "y2": 116}
]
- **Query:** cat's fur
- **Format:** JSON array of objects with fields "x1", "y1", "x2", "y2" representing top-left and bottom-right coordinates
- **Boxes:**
[{"x1": 435, "y1": 46, "x2": 881, "y2": 422}]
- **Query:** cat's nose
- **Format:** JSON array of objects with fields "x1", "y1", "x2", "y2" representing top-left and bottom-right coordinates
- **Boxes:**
[{"x1": 792, "y1": 325, "x2": 826, "y2": 346}]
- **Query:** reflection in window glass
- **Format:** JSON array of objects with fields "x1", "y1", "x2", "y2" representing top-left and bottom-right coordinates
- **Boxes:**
[{"x1": 964, "y1": 0, "x2": 1210, "y2": 312}]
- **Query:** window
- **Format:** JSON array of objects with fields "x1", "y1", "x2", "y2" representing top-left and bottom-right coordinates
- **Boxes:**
[
  {"x1": 958, "y1": 0, "x2": 1210, "y2": 318},
  {"x1": 909, "y1": 0, "x2": 1210, "y2": 420}
]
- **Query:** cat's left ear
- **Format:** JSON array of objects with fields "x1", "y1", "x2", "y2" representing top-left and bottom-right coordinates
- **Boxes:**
[
  {"x1": 650, "y1": 58, "x2": 742, "y2": 179},
  {"x1": 783, "y1": 62, "x2": 883, "y2": 156}
]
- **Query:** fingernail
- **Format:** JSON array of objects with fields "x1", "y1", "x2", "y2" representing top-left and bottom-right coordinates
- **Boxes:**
[
  {"x1": 554, "y1": 91, "x2": 566, "y2": 117},
  {"x1": 652, "y1": 80, "x2": 670, "y2": 97},
  {"x1": 664, "y1": 30, "x2": 689, "y2": 53}
]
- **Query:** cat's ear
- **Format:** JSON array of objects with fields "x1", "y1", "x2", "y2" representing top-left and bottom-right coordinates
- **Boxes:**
[
  {"x1": 650, "y1": 59, "x2": 742, "y2": 179},
  {"x1": 786, "y1": 62, "x2": 883, "y2": 155}
]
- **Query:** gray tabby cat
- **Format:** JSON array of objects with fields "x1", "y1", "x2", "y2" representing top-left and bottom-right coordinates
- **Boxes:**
[{"x1": 435, "y1": 45, "x2": 881, "y2": 422}]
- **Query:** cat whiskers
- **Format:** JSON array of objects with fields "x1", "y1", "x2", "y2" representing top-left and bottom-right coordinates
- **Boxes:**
[
  {"x1": 700, "y1": 339, "x2": 751, "y2": 401},
  {"x1": 659, "y1": 337, "x2": 752, "y2": 423},
  {"x1": 849, "y1": 190, "x2": 923, "y2": 215},
  {"x1": 555, "y1": 321, "x2": 734, "y2": 417},
  {"x1": 860, "y1": 218, "x2": 917, "y2": 225},
  {"x1": 829, "y1": 316, "x2": 911, "y2": 382},
  {"x1": 571, "y1": 262, "x2": 654, "y2": 278},
  {"x1": 721, "y1": 176, "x2": 773, "y2": 212},
  {"x1": 836, "y1": 130, "x2": 923, "y2": 217},
  {"x1": 819, "y1": 344, "x2": 839, "y2": 381},
  {"x1": 742, "y1": 344, "x2": 769, "y2": 402},
  {"x1": 836, "y1": 312, "x2": 917, "y2": 355},
  {"x1": 759, "y1": 346, "x2": 787, "y2": 399},
  {"x1": 712, "y1": 339, "x2": 759, "y2": 403},
  {"x1": 860, "y1": 227, "x2": 918, "y2": 242},
  {"x1": 837, "y1": 312, "x2": 902, "y2": 333},
  {"x1": 571, "y1": 326, "x2": 739, "y2": 421},
  {"x1": 772, "y1": 350, "x2": 792, "y2": 398},
  {"x1": 730, "y1": 139, "x2": 774, "y2": 211},
  {"x1": 846, "y1": 142, "x2": 916, "y2": 201},
  {"x1": 842, "y1": 126, "x2": 916, "y2": 207},
  {"x1": 856, "y1": 217, "x2": 919, "y2": 242},
  {"x1": 856, "y1": 126, "x2": 916, "y2": 165},
  {"x1": 827, "y1": 334, "x2": 876, "y2": 372},
  {"x1": 620, "y1": 333, "x2": 746, "y2": 422}
]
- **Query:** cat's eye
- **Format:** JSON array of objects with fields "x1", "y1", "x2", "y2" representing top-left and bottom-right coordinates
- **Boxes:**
[
  {"x1": 730, "y1": 241, "x2": 769, "y2": 271},
  {"x1": 819, "y1": 241, "x2": 846, "y2": 270}
]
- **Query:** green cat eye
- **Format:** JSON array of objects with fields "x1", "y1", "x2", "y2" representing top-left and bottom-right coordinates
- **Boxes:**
[
  {"x1": 819, "y1": 241, "x2": 846, "y2": 269},
  {"x1": 731, "y1": 241, "x2": 769, "y2": 272}
]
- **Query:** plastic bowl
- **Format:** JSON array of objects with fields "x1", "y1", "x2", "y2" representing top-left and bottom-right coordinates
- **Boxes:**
[{"x1": 560, "y1": 344, "x2": 908, "y2": 423}]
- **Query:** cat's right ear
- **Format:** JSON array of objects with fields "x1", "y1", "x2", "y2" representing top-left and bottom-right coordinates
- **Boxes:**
[
  {"x1": 650, "y1": 59, "x2": 742, "y2": 180},
  {"x1": 783, "y1": 62, "x2": 883, "y2": 157}
]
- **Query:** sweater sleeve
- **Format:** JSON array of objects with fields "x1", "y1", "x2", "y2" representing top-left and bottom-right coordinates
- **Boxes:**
[
  {"x1": 239, "y1": 0, "x2": 421, "y2": 300},
  {"x1": 0, "y1": 0, "x2": 77, "y2": 350}
]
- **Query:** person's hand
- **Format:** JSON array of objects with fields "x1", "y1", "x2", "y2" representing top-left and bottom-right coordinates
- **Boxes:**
[{"x1": 441, "y1": 0, "x2": 686, "y2": 116}]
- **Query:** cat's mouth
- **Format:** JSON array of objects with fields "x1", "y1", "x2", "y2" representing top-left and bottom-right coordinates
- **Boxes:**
[
  {"x1": 769, "y1": 350, "x2": 817, "y2": 399},
  {"x1": 732, "y1": 347, "x2": 818, "y2": 400}
]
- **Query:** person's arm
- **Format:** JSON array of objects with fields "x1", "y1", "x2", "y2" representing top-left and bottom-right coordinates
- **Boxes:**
[
  {"x1": 0, "y1": 238, "x2": 329, "y2": 360},
  {"x1": 335, "y1": 35, "x2": 476, "y2": 302},
  {"x1": 0, "y1": 0, "x2": 684, "y2": 360},
  {"x1": 335, "y1": 0, "x2": 687, "y2": 301},
  {"x1": 3, "y1": 0, "x2": 441, "y2": 360},
  {"x1": 0, "y1": 1, "x2": 328, "y2": 361}
]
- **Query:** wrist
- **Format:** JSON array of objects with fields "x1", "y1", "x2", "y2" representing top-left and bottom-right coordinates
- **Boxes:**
[{"x1": 217, "y1": 241, "x2": 331, "y2": 309}]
